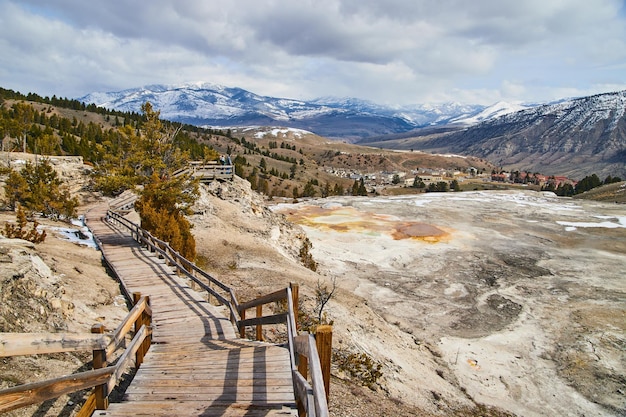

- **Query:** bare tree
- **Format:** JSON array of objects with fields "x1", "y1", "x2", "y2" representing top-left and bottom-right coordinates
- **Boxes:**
[{"x1": 314, "y1": 276, "x2": 337, "y2": 323}]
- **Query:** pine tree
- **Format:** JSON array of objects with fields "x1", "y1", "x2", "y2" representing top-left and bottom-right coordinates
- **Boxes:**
[
  {"x1": 135, "y1": 174, "x2": 198, "y2": 260},
  {"x1": 4, "y1": 159, "x2": 78, "y2": 220},
  {"x1": 358, "y1": 178, "x2": 367, "y2": 196},
  {"x1": 303, "y1": 181, "x2": 316, "y2": 197},
  {"x1": 4, "y1": 204, "x2": 46, "y2": 243}
]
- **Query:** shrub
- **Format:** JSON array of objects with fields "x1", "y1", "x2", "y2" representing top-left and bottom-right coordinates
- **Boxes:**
[
  {"x1": 299, "y1": 237, "x2": 317, "y2": 271},
  {"x1": 4, "y1": 159, "x2": 78, "y2": 220},
  {"x1": 4, "y1": 205, "x2": 46, "y2": 243},
  {"x1": 334, "y1": 349, "x2": 383, "y2": 389}
]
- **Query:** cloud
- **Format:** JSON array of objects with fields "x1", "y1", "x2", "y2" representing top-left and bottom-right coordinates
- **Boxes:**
[{"x1": 1, "y1": 0, "x2": 625, "y2": 104}]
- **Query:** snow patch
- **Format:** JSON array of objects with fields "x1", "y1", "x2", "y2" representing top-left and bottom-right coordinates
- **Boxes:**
[
  {"x1": 556, "y1": 219, "x2": 626, "y2": 229},
  {"x1": 254, "y1": 127, "x2": 312, "y2": 139},
  {"x1": 50, "y1": 216, "x2": 98, "y2": 248}
]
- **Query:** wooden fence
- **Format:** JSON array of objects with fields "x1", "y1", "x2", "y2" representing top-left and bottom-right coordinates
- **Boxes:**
[{"x1": 0, "y1": 294, "x2": 152, "y2": 415}]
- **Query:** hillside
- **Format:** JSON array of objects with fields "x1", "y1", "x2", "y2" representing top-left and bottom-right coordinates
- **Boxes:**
[
  {"x1": 0, "y1": 92, "x2": 497, "y2": 200},
  {"x1": 4, "y1": 155, "x2": 622, "y2": 417},
  {"x1": 75, "y1": 83, "x2": 626, "y2": 181},
  {"x1": 574, "y1": 181, "x2": 626, "y2": 203},
  {"x1": 363, "y1": 91, "x2": 626, "y2": 179}
]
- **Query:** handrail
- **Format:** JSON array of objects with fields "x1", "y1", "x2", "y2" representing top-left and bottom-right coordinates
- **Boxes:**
[
  {"x1": 238, "y1": 288, "x2": 288, "y2": 311},
  {"x1": 104, "y1": 209, "x2": 330, "y2": 417},
  {"x1": 238, "y1": 285, "x2": 329, "y2": 417},
  {"x1": 0, "y1": 295, "x2": 152, "y2": 414},
  {"x1": 173, "y1": 163, "x2": 234, "y2": 181},
  {"x1": 0, "y1": 367, "x2": 116, "y2": 412},
  {"x1": 104, "y1": 295, "x2": 151, "y2": 357},
  {"x1": 0, "y1": 333, "x2": 109, "y2": 357},
  {"x1": 294, "y1": 334, "x2": 328, "y2": 417}
]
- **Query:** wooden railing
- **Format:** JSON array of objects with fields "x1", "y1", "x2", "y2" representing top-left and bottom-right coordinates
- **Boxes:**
[
  {"x1": 237, "y1": 284, "x2": 330, "y2": 417},
  {"x1": 0, "y1": 294, "x2": 152, "y2": 416},
  {"x1": 106, "y1": 210, "x2": 330, "y2": 417},
  {"x1": 172, "y1": 161, "x2": 234, "y2": 182},
  {"x1": 106, "y1": 210, "x2": 241, "y2": 325}
]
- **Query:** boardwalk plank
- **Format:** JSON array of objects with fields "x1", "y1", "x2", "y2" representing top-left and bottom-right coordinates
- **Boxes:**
[{"x1": 95, "y1": 402, "x2": 296, "y2": 416}]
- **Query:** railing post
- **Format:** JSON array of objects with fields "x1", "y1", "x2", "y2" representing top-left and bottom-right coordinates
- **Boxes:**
[
  {"x1": 290, "y1": 282, "x2": 299, "y2": 331},
  {"x1": 91, "y1": 323, "x2": 109, "y2": 410},
  {"x1": 207, "y1": 277, "x2": 214, "y2": 305},
  {"x1": 256, "y1": 303, "x2": 263, "y2": 341},
  {"x1": 240, "y1": 309, "x2": 246, "y2": 338},
  {"x1": 141, "y1": 295, "x2": 151, "y2": 358},
  {"x1": 316, "y1": 325, "x2": 333, "y2": 405},
  {"x1": 297, "y1": 353, "x2": 308, "y2": 417},
  {"x1": 133, "y1": 292, "x2": 146, "y2": 366}
]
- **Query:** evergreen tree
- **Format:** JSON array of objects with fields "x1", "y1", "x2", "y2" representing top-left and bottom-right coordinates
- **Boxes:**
[
  {"x1": 357, "y1": 178, "x2": 367, "y2": 196},
  {"x1": 302, "y1": 181, "x2": 316, "y2": 197},
  {"x1": 556, "y1": 183, "x2": 575, "y2": 196},
  {"x1": 257, "y1": 178, "x2": 269, "y2": 195},
  {"x1": 322, "y1": 182, "x2": 331, "y2": 198},
  {"x1": 4, "y1": 159, "x2": 78, "y2": 220},
  {"x1": 351, "y1": 179, "x2": 359, "y2": 196},
  {"x1": 134, "y1": 174, "x2": 197, "y2": 260},
  {"x1": 412, "y1": 176, "x2": 425, "y2": 189},
  {"x1": 575, "y1": 174, "x2": 602, "y2": 194},
  {"x1": 248, "y1": 172, "x2": 258, "y2": 189},
  {"x1": 4, "y1": 204, "x2": 46, "y2": 243},
  {"x1": 91, "y1": 102, "x2": 200, "y2": 260},
  {"x1": 290, "y1": 163, "x2": 297, "y2": 179}
]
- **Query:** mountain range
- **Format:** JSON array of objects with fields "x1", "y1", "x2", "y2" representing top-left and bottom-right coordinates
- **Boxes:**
[
  {"x1": 80, "y1": 83, "x2": 502, "y2": 140},
  {"x1": 363, "y1": 91, "x2": 626, "y2": 178},
  {"x1": 79, "y1": 83, "x2": 626, "y2": 178}
]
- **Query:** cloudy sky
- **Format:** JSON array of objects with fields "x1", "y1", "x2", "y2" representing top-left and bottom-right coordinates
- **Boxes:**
[{"x1": 1, "y1": 0, "x2": 625, "y2": 105}]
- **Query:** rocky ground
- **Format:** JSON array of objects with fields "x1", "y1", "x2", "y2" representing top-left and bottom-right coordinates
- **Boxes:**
[
  {"x1": 272, "y1": 190, "x2": 626, "y2": 417},
  {"x1": 0, "y1": 211, "x2": 129, "y2": 417},
  {"x1": 1, "y1": 153, "x2": 624, "y2": 416}
]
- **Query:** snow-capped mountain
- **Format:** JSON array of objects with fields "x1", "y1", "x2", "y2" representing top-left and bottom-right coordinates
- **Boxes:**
[
  {"x1": 449, "y1": 101, "x2": 530, "y2": 125},
  {"x1": 79, "y1": 83, "x2": 496, "y2": 140},
  {"x1": 79, "y1": 83, "x2": 625, "y2": 176},
  {"x1": 400, "y1": 90, "x2": 626, "y2": 178}
]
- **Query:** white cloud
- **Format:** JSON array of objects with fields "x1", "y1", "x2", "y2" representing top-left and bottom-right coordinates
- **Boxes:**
[{"x1": 1, "y1": 0, "x2": 625, "y2": 105}]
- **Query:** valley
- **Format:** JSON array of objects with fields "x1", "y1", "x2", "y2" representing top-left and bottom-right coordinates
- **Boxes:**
[{"x1": 2, "y1": 2, "x2": 626, "y2": 416}]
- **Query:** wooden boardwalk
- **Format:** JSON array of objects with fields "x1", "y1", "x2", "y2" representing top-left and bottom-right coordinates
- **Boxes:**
[{"x1": 85, "y1": 203, "x2": 297, "y2": 416}]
